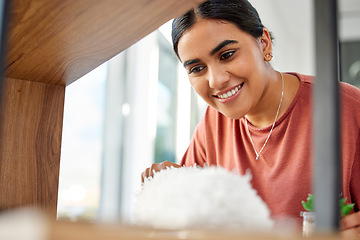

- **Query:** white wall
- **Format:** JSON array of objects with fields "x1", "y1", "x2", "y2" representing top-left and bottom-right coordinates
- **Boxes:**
[
  {"x1": 250, "y1": 0, "x2": 360, "y2": 75},
  {"x1": 250, "y1": 0, "x2": 315, "y2": 75}
]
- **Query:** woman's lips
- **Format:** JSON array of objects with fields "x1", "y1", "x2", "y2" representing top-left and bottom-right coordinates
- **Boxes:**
[{"x1": 214, "y1": 82, "x2": 244, "y2": 100}]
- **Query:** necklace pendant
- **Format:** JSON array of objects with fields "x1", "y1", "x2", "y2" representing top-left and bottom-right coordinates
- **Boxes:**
[{"x1": 245, "y1": 71, "x2": 284, "y2": 162}]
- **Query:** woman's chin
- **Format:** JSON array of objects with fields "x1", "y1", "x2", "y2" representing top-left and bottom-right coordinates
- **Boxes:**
[{"x1": 221, "y1": 111, "x2": 245, "y2": 120}]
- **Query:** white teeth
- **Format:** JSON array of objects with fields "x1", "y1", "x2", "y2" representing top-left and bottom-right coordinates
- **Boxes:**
[{"x1": 217, "y1": 84, "x2": 242, "y2": 99}]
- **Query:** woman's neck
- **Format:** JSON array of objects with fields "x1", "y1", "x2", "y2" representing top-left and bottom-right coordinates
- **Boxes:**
[{"x1": 245, "y1": 70, "x2": 286, "y2": 128}]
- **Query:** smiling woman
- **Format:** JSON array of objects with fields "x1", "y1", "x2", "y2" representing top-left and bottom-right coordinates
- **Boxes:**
[
  {"x1": 177, "y1": 19, "x2": 281, "y2": 122},
  {"x1": 140, "y1": 0, "x2": 360, "y2": 235}
]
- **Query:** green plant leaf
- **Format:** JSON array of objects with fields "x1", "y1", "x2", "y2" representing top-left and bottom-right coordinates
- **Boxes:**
[
  {"x1": 301, "y1": 194, "x2": 314, "y2": 212},
  {"x1": 301, "y1": 193, "x2": 355, "y2": 216},
  {"x1": 341, "y1": 203, "x2": 355, "y2": 216},
  {"x1": 339, "y1": 197, "x2": 346, "y2": 208},
  {"x1": 301, "y1": 201, "x2": 312, "y2": 212},
  {"x1": 340, "y1": 197, "x2": 354, "y2": 216}
]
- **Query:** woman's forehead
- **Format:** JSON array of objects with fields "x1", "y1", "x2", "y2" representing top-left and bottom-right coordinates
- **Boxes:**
[{"x1": 177, "y1": 19, "x2": 254, "y2": 60}]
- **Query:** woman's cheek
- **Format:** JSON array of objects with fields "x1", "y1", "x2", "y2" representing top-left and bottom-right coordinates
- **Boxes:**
[{"x1": 190, "y1": 77, "x2": 206, "y2": 92}]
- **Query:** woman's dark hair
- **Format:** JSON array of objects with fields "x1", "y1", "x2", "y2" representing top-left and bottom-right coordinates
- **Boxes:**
[{"x1": 172, "y1": 0, "x2": 267, "y2": 58}]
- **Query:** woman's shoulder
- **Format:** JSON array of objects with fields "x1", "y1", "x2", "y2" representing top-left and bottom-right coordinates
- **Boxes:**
[
  {"x1": 289, "y1": 72, "x2": 360, "y2": 104},
  {"x1": 195, "y1": 106, "x2": 220, "y2": 131},
  {"x1": 340, "y1": 81, "x2": 360, "y2": 105},
  {"x1": 287, "y1": 72, "x2": 314, "y2": 85}
]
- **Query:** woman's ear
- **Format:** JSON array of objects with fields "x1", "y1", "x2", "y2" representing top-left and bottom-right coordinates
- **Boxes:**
[
  {"x1": 260, "y1": 28, "x2": 273, "y2": 61},
  {"x1": 260, "y1": 28, "x2": 272, "y2": 53}
]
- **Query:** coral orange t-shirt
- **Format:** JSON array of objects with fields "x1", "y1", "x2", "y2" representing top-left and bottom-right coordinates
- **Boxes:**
[{"x1": 180, "y1": 73, "x2": 360, "y2": 223}]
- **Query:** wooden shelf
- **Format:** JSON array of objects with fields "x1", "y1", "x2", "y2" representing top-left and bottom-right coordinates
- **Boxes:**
[
  {"x1": 0, "y1": 0, "x2": 203, "y2": 217},
  {"x1": 5, "y1": 0, "x2": 201, "y2": 86},
  {"x1": 0, "y1": 209, "x2": 349, "y2": 240},
  {"x1": 49, "y1": 220, "x2": 343, "y2": 240}
]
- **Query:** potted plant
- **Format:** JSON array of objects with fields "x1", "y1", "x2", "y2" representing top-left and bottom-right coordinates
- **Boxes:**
[{"x1": 300, "y1": 194, "x2": 355, "y2": 236}]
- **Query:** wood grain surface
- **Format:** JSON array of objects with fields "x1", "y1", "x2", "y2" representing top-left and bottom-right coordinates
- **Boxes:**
[
  {"x1": 0, "y1": 0, "x2": 204, "y2": 218},
  {"x1": 47, "y1": 220, "x2": 347, "y2": 240},
  {"x1": 0, "y1": 78, "x2": 65, "y2": 217},
  {"x1": 5, "y1": 0, "x2": 203, "y2": 86},
  {"x1": 0, "y1": 210, "x2": 350, "y2": 240}
]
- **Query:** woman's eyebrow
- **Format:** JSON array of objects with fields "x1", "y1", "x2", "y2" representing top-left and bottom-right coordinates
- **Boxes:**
[
  {"x1": 210, "y1": 40, "x2": 238, "y2": 56},
  {"x1": 182, "y1": 40, "x2": 238, "y2": 68},
  {"x1": 183, "y1": 58, "x2": 200, "y2": 68}
]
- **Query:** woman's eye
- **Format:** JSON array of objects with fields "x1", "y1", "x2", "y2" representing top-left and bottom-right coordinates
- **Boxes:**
[
  {"x1": 189, "y1": 65, "x2": 205, "y2": 74},
  {"x1": 220, "y1": 51, "x2": 235, "y2": 60}
]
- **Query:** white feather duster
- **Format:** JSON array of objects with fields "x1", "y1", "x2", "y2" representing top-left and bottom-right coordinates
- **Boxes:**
[{"x1": 133, "y1": 166, "x2": 274, "y2": 231}]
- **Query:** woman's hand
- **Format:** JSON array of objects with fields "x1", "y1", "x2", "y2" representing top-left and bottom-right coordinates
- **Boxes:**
[
  {"x1": 141, "y1": 161, "x2": 181, "y2": 183},
  {"x1": 341, "y1": 211, "x2": 360, "y2": 238}
]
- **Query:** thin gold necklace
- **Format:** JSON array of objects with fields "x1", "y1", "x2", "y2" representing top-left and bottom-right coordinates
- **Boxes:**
[{"x1": 245, "y1": 71, "x2": 284, "y2": 160}]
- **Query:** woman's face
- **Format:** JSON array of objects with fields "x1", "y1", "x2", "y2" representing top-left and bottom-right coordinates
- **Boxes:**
[{"x1": 177, "y1": 19, "x2": 271, "y2": 119}]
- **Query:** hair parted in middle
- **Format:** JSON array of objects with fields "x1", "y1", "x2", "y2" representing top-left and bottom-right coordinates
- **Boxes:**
[{"x1": 172, "y1": 0, "x2": 273, "y2": 58}]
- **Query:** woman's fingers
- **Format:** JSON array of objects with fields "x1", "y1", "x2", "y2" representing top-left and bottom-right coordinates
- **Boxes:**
[
  {"x1": 141, "y1": 161, "x2": 181, "y2": 183},
  {"x1": 149, "y1": 163, "x2": 157, "y2": 178},
  {"x1": 341, "y1": 212, "x2": 360, "y2": 230},
  {"x1": 340, "y1": 212, "x2": 360, "y2": 239},
  {"x1": 341, "y1": 227, "x2": 360, "y2": 239},
  {"x1": 141, "y1": 168, "x2": 149, "y2": 183}
]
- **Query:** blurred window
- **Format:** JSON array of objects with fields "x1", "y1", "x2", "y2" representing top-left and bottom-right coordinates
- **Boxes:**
[
  {"x1": 57, "y1": 23, "x2": 199, "y2": 222},
  {"x1": 341, "y1": 41, "x2": 360, "y2": 88},
  {"x1": 57, "y1": 63, "x2": 107, "y2": 221}
]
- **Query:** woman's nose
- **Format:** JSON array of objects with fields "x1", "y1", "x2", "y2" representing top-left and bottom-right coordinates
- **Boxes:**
[{"x1": 208, "y1": 66, "x2": 230, "y2": 90}]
